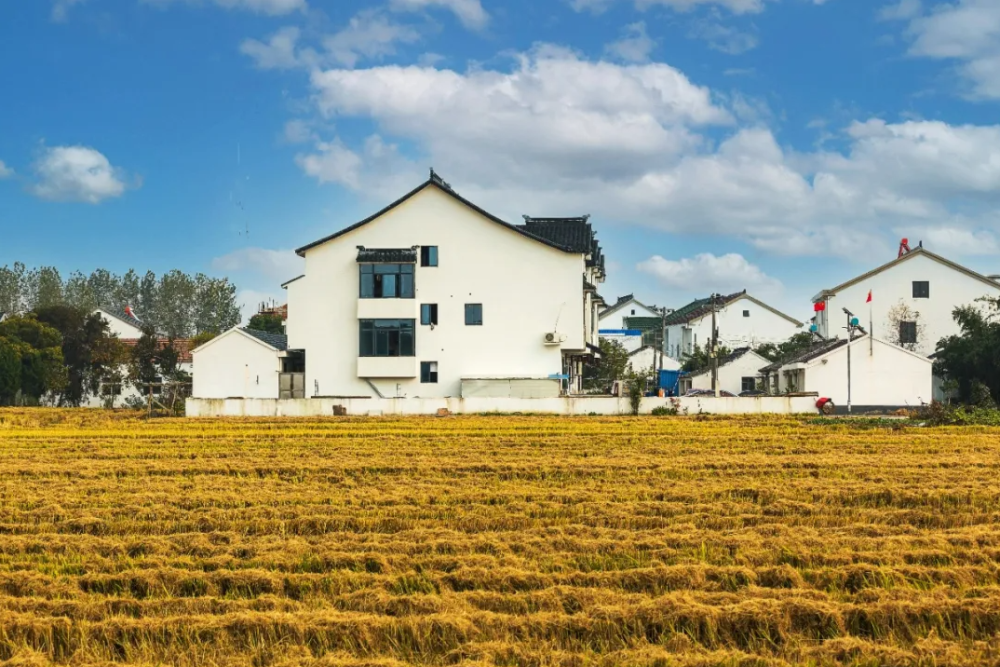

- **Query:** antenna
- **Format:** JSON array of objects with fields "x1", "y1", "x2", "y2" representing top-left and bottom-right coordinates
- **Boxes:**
[{"x1": 553, "y1": 302, "x2": 566, "y2": 331}]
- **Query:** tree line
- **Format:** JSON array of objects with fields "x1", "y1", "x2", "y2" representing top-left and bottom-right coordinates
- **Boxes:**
[{"x1": 0, "y1": 264, "x2": 241, "y2": 338}]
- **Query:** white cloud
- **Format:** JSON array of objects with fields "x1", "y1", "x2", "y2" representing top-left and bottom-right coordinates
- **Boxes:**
[
  {"x1": 323, "y1": 12, "x2": 421, "y2": 67},
  {"x1": 389, "y1": 0, "x2": 489, "y2": 30},
  {"x1": 879, "y1": 0, "x2": 921, "y2": 21},
  {"x1": 241, "y1": 27, "x2": 306, "y2": 70},
  {"x1": 31, "y1": 146, "x2": 129, "y2": 204},
  {"x1": 283, "y1": 119, "x2": 315, "y2": 143},
  {"x1": 637, "y1": 253, "x2": 782, "y2": 292},
  {"x1": 606, "y1": 22, "x2": 656, "y2": 63},
  {"x1": 291, "y1": 48, "x2": 1000, "y2": 260},
  {"x1": 571, "y1": 0, "x2": 770, "y2": 14},
  {"x1": 689, "y1": 20, "x2": 759, "y2": 54},
  {"x1": 0, "y1": 160, "x2": 13, "y2": 179},
  {"x1": 895, "y1": 226, "x2": 999, "y2": 256},
  {"x1": 895, "y1": 0, "x2": 1000, "y2": 98},
  {"x1": 52, "y1": 0, "x2": 85, "y2": 21},
  {"x1": 212, "y1": 247, "x2": 303, "y2": 281},
  {"x1": 142, "y1": 0, "x2": 306, "y2": 15}
]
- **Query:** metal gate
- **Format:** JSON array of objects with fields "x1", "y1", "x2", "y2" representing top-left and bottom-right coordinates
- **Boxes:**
[{"x1": 279, "y1": 373, "x2": 305, "y2": 399}]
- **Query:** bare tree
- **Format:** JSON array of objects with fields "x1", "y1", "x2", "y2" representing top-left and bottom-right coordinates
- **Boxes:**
[{"x1": 884, "y1": 300, "x2": 926, "y2": 352}]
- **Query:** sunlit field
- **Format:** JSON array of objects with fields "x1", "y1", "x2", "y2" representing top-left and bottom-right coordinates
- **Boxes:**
[{"x1": 1, "y1": 410, "x2": 999, "y2": 666}]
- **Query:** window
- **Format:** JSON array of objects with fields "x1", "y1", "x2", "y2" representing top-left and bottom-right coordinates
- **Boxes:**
[
  {"x1": 631, "y1": 309, "x2": 636, "y2": 315},
  {"x1": 421, "y1": 361, "x2": 438, "y2": 383},
  {"x1": 420, "y1": 246, "x2": 438, "y2": 267},
  {"x1": 899, "y1": 321, "x2": 918, "y2": 345},
  {"x1": 420, "y1": 303, "x2": 438, "y2": 325},
  {"x1": 465, "y1": 303, "x2": 483, "y2": 326},
  {"x1": 360, "y1": 264, "x2": 414, "y2": 299},
  {"x1": 359, "y1": 319, "x2": 415, "y2": 357},
  {"x1": 741, "y1": 377, "x2": 757, "y2": 393},
  {"x1": 743, "y1": 310, "x2": 750, "y2": 317},
  {"x1": 913, "y1": 281, "x2": 930, "y2": 299}
]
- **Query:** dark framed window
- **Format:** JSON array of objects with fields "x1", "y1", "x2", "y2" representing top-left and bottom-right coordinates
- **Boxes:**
[
  {"x1": 743, "y1": 310, "x2": 750, "y2": 317},
  {"x1": 420, "y1": 303, "x2": 438, "y2": 326},
  {"x1": 420, "y1": 246, "x2": 438, "y2": 267},
  {"x1": 899, "y1": 321, "x2": 918, "y2": 345},
  {"x1": 465, "y1": 303, "x2": 483, "y2": 326},
  {"x1": 360, "y1": 264, "x2": 414, "y2": 299},
  {"x1": 913, "y1": 281, "x2": 930, "y2": 299},
  {"x1": 421, "y1": 361, "x2": 438, "y2": 383},
  {"x1": 359, "y1": 319, "x2": 415, "y2": 357},
  {"x1": 741, "y1": 377, "x2": 757, "y2": 392}
]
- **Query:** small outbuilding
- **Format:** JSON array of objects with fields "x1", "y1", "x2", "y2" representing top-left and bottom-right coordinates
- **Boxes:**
[
  {"x1": 191, "y1": 328, "x2": 291, "y2": 399},
  {"x1": 759, "y1": 334, "x2": 932, "y2": 409},
  {"x1": 680, "y1": 347, "x2": 771, "y2": 395}
]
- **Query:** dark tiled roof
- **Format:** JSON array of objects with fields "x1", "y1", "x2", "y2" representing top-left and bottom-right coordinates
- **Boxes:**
[
  {"x1": 296, "y1": 171, "x2": 574, "y2": 257},
  {"x1": 100, "y1": 307, "x2": 146, "y2": 329},
  {"x1": 241, "y1": 328, "x2": 288, "y2": 351},
  {"x1": 663, "y1": 292, "x2": 746, "y2": 326},
  {"x1": 593, "y1": 291, "x2": 606, "y2": 304},
  {"x1": 623, "y1": 316, "x2": 662, "y2": 332},
  {"x1": 520, "y1": 215, "x2": 606, "y2": 275},
  {"x1": 759, "y1": 338, "x2": 850, "y2": 373},
  {"x1": 357, "y1": 247, "x2": 417, "y2": 263},
  {"x1": 688, "y1": 347, "x2": 754, "y2": 377}
]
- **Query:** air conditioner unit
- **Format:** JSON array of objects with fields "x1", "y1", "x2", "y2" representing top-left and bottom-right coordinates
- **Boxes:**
[{"x1": 544, "y1": 332, "x2": 567, "y2": 345}]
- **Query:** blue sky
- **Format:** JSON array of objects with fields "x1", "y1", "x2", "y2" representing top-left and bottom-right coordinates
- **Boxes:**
[{"x1": 3, "y1": 0, "x2": 1000, "y2": 321}]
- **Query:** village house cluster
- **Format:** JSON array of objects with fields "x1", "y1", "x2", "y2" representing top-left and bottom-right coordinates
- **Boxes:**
[{"x1": 176, "y1": 172, "x2": 1000, "y2": 415}]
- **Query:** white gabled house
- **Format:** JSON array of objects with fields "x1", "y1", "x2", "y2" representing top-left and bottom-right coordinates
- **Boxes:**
[
  {"x1": 271, "y1": 171, "x2": 606, "y2": 400},
  {"x1": 191, "y1": 328, "x2": 292, "y2": 399},
  {"x1": 95, "y1": 308, "x2": 145, "y2": 339},
  {"x1": 627, "y1": 345, "x2": 681, "y2": 376},
  {"x1": 599, "y1": 294, "x2": 661, "y2": 330},
  {"x1": 679, "y1": 347, "x2": 771, "y2": 396},
  {"x1": 813, "y1": 244, "x2": 1000, "y2": 357},
  {"x1": 759, "y1": 334, "x2": 933, "y2": 409},
  {"x1": 664, "y1": 291, "x2": 803, "y2": 361}
]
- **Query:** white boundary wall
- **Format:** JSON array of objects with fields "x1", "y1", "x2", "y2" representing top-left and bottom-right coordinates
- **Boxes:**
[{"x1": 187, "y1": 395, "x2": 819, "y2": 417}]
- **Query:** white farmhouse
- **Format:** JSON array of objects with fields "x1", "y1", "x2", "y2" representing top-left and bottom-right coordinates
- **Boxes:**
[
  {"x1": 627, "y1": 345, "x2": 681, "y2": 376},
  {"x1": 599, "y1": 295, "x2": 661, "y2": 330},
  {"x1": 191, "y1": 328, "x2": 292, "y2": 399},
  {"x1": 759, "y1": 335, "x2": 932, "y2": 409},
  {"x1": 813, "y1": 244, "x2": 1000, "y2": 357},
  {"x1": 95, "y1": 308, "x2": 145, "y2": 339},
  {"x1": 276, "y1": 171, "x2": 606, "y2": 399},
  {"x1": 664, "y1": 291, "x2": 803, "y2": 361},
  {"x1": 679, "y1": 348, "x2": 771, "y2": 396}
]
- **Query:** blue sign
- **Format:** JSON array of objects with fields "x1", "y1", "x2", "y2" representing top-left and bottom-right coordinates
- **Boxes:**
[{"x1": 599, "y1": 329, "x2": 643, "y2": 336}]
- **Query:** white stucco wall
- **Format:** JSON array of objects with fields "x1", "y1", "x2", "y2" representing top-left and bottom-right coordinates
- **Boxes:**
[
  {"x1": 816, "y1": 252, "x2": 1000, "y2": 356},
  {"x1": 627, "y1": 347, "x2": 681, "y2": 374},
  {"x1": 191, "y1": 330, "x2": 281, "y2": 399},
  {"x1": 288, "y1": 186, "x2": 586, "y2": 399},
  {"x1": 799, "y1": 337, "x2": 932, "y2": 406},
  {"x1": 666, "y1": 295, "x2": 801, "y2": 360},
  {"x1": 690, "y1": 350, "x2": 770, "y2": 394},
  {"x1": 95, "y1": 310, "x2": 144, "y2": 339},
  {"x1": 598, "y1": 300, "x2": 659, "y2": 330}
]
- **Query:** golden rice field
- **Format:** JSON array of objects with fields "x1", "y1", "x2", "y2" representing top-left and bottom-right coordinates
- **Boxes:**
[{"x1": 1, "y1": 410, "x2": 1000, "y2": 667}]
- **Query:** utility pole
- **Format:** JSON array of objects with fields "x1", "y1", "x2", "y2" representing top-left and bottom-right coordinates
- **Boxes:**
[
  {"x1": 711, "y1": 293, "x2": 720, "y2": 397},
  {"x1": 843, "y1": 307, "x2": 855, "y2": 414}
]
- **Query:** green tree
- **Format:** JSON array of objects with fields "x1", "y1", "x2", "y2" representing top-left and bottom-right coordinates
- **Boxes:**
[
  {"x1": 934, "y1": 298, "x2": 1000, "y2": 405},
  {"x1": 35, "y1": 305, "x2": 124, "y2": 406},
  {"x1": 87, "y1": 269, "x2": 118, "y2": 310},
  {"x1": 0, "y1": 338, "x2": 21, "y2": 404},
  {"x1": 63, "y1": 271, "x2": 97, "y2": 312},
  {"x1": 157, "y1": 270, "x2": 196, "y2": 338},
  {"x1": 754, "y1": 332, "x2": 816, "y2": 363},
  {"x1": 191, "y1": 331, "x2": 218, "y2": 350},
  {"x1": 194, "y1": 274, "x2": 241, "y2": 334},
  {"x1": 116, "y1": 269, "x2": 142, "y2": 313},
  {"x1": 0, "y1": 315, "x2": 67, "y2": 402},
  {"x1": 0, "y1": 262, "x2": 27, "y2": 315},
  {"x1": 682, "y1": 344, "x2": 732, "y2": 373},
  {"x1": 247, "y1": 313, "x2": 284, "y2": 334},
  {"x1": 583, "y1": 338, "x2": 631, "y2": 391},
  {"x1": 32, "y1": 266, "x2": 64, "y2": 310}
]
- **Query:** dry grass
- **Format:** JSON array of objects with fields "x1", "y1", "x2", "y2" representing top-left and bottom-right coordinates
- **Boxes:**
[{"x1": 1, "y1": 410, "x2": 1000, "y2": 666}]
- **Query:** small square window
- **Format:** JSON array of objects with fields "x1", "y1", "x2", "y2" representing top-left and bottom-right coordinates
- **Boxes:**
[
  {"x1": 631, "y1": 309, "x2": 635, "y2": 315},
  {"x1": 421, "y1": 361, "x2": 438, "y2": 383},
  {"x1": 421, "y1": 246, "x2": 438, "y2": 267},
  {"x1": 465, "y1": 303, "x2": 483, "y2": 326},
  {"x1": 913, "y1": 281, "x2": 930, "y2": 298},
  {"x1": 420, "y1": 303, "x2": 438, "y2": 326},
  {"x1": 899, "y1": 321, "x2": 918, "y2": 345},
  {"x1": 741, "y1": 377, "x2": 757, "y2": 392},
  {"x1": 743, "y1": 310, "x2": 750, "y2": 317}
]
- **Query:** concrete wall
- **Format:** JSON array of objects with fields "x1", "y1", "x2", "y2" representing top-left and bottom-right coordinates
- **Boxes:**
[
  {"x1": 801, "y1": 337, "x2": 933, "y2": 407},
  {"x1": 191, "y1": 330, "x2": 281, "y2": 399},
  {"x1": 289, "y1": 186, "x2": 586, "y2": 399},
  {"x1": 667, "y1": 295, "x2": 802, "y2": 360},
  {"x1": 817, "y1": 252, "x2": 1000, "y2": 356},
  {"x1": 187, "y1": 395, "x2": 820, "y2": 417}
]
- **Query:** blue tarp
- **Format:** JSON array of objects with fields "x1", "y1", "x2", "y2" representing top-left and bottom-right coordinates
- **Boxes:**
[{"x1": 658, "y1": 370, "x2": 681, "y2": 393}]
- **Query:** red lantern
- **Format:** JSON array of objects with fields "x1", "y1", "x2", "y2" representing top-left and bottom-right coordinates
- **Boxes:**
[{"x1": 813, "y1": 301, "x2": 826, "y2": 312}]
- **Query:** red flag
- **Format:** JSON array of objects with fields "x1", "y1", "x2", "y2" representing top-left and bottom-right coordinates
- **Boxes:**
[{"x1": 866, "y1": 290, "x2": 872, "y2": 303}]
